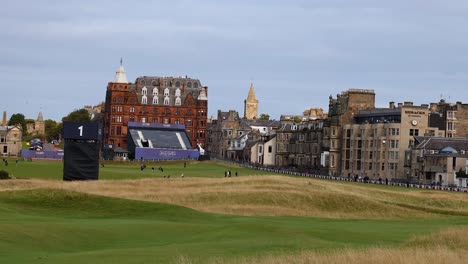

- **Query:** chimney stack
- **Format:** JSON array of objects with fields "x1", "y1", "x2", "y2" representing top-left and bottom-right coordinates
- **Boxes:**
[
  {"x1": 404, "y1": 101, "x2": 413, "y2": 106},
  {"x1": 397, "y1": 103, "x2": 403, "y2": 108},
  {"x1": 2, "y1": 111, "x2": 6, "y2": 126},
  {"x1": 389, "y1": 101, "x2": 395, "y2": 109}
]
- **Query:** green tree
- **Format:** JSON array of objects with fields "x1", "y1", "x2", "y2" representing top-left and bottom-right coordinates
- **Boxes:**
[
  {"x1": 259, "y1": 113, "x2": 270, "y2": 120},
  {"x1": 45, "y1": 119, "x2": 60, "y2": 141},
  {"x1": 456, "y1": 168, "x2": 467, "y2": 178},
  {"x1": 62, "y1": 109, "x2": 90, "y2": 122},
  {"x1": 8, "y1": 113, "x2": 27, "y2": 133},
  {"x1": 293, "y1": 116, "x2": 302, "y2": 123}
]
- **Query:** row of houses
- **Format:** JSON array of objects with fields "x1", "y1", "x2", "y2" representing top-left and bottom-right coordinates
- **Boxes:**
[{"x1": 206, "y1": 88, "x2": 468, "y2": 187}]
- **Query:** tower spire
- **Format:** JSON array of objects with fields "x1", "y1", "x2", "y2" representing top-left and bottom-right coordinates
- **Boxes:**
[
  {"x1": 247, "y1": 83, "x2": 256, "y2": 101},
  {"x1": 244, "y1": 83, "x2": 259, "y2": 120},
  {"x1": 113, "y1": 58, "x2": 128, "y2": 83}
]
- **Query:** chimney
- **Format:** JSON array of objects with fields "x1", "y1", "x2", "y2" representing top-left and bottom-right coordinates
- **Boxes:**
[
  {"x1": 404, "y1": 101, "x2": 413, "y2": 106},
  {"x1": 397, "y1": 103, "x2": 403, "y2": 108},
  {"x1": 389, "y1": 101, "x2": 395, "y2": 109},
  {"x1": 430, "y1": 103, "x2": 437, "y2": 112},
  {"x1": 2, "y1": 111, "x2": 6, "y2": 126}
]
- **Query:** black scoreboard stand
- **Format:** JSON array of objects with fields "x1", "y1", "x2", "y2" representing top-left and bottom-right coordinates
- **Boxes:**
[{"x1": 63, "y1": 122, "x2": 100, "y2": 181}]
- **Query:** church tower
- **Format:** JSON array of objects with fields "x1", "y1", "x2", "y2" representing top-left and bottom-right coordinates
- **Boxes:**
[{"x1": 244, "y1": 83, "x2": 259, "y2": 119}]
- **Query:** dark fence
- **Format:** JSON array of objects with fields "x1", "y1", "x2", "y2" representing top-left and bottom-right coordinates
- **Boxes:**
[{"x1": 216, "y1": 159, "x2": 468, "y2": 193}]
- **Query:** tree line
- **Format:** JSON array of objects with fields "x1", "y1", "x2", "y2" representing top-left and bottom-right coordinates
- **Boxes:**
[{"x1": 7, "y1": 109, "x2": 91, "y2": 142}]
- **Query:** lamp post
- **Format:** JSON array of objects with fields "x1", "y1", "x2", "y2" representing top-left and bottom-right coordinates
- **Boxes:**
[{"x1": 382, "y1": 138, "x2": 387, "y2": 180}]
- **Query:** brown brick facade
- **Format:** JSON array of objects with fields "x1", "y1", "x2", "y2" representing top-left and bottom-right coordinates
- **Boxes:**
[{"x1": 103, "y1": 77, "x2": 208, "y2": 151}]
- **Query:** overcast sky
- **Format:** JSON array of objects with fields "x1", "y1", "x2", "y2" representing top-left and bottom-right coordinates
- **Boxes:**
[{"x1": 1, "y1": 0, "x2": 468, "y2": 121}]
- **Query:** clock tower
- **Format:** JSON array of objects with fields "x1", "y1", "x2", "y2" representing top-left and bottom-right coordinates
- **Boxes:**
[{"x1": 244, "y1": 83, "x2": 259, "y2": 119}]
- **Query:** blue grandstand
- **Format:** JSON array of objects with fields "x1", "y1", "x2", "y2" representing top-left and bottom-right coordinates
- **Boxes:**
[{"x1": 127, "y1": 122, "x2": 200, "y2": 160}]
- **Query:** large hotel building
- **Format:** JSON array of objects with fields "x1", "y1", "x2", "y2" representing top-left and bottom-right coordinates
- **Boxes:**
[{"x1": 102, "y1": 62, "x2": 208, "y2": 152}]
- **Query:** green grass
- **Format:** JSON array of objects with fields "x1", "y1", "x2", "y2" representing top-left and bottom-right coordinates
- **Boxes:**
[
  {"x1": 1, "y1": 189, "x2": 467, "y2": 264},
  {"x1": 2, "y1": 159, "x2": 468, "y2": 263},
  {"x1": 1, "y1": 159, "x2": 276, "y2": 180}
]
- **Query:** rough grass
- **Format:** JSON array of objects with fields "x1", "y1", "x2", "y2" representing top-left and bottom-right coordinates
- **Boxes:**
[
  {"x1": 207, "y1": 227, "x2": 468, "y2": 264},
  {"x1": 1, "y1": 175, "x2": 468, "y2": 219}
]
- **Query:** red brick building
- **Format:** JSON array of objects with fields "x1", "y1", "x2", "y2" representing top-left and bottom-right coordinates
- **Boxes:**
[{"x1": 103, "y1": 62, "x2": 208, "y2": 153}]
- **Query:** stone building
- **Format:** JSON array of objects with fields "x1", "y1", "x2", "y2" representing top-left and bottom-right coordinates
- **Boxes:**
[
  {"x1": 205, "y1": 109, "x2": 280, "y2": 161},
  {"x1": 206, "y1": 110, "x2": 242, "y2": 159},
  {"x1": 340, "y1": 102, "x2": 439, "y2": 180},
  {"x1": 103, "y1": 61, "x2": 208, "y2": 152},
  {"x1": 430, "y1": 99, "x2": 468, "y2": 138},
  {"x1": 327, "y1": 89, "x2": 376, "y2": 176},
  {"x1": 26, "y1": 112, "x2": 45, "y2": 136},
  {"x1": 406, "y1": 137, "x2": 468, "y2": 186},
  {"x1": 0, "y1": 111, "x2": 22, "y2": 157},
  {"x1": 274, "y1": 117, "x2": 329, "y2": 173},
  {"x1": 275, "y1": 123, "x2": 295, "y2": 167},
  {"x1": 244, "y1": 83, "x2": 258, "y2": 120}
]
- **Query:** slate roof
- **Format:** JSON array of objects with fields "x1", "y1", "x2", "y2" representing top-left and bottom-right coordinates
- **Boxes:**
[
  {"x1": 241, "y1": 119, "x2": 281, "y2": 128},
  {"x1": 414, "y1": 137, "x2": 468, "y2": 152}
]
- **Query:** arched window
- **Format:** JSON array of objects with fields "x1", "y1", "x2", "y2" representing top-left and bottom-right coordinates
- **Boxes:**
[
  {"x1": 175, "y1": 97, "x2": 181, "y2": 106},
  {"x1": 152, "y1": 97, "x2": 158, "y2": 105},
  {"x1": 164, "y1": 88, "x2": 169, "y2": 96},
  {"x1": 175, "y1": 81, "x2": 181, "y2": 87},
  {"x1": 187, "y1": 82, "x2": 192, "y2": 88},
  {"x1": 152, "y1": 87, "x2": 158, "y2": 96},
  {"x1": 142, "y1": 95, "x2": 147, "y2": 104},
  {"x1": 142, "y1": 86, "x2": 147, "y2": 95},
  {"x1": 164, "y1": 96, "x2": 170, "y2": 105},
  {"x1": 175, "y1": 88, "x2": 181, "y2": 97}
]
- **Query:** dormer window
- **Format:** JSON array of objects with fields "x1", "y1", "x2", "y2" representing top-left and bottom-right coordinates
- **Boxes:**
[
  {"x1": 164, "y1": 88, "x2": 170, "y2": 96},
  {"x1": 152, "y1": 97, "x2": 158, "y2": 105},
  {"x1": 175, "y1": 88, "x2": 181, "y2": 97},
  {"x1": 142, "y1": 95, "x2": 147, "y2": 104},
  {"x1": 152, "y1": 87, "x2": 158, "y2": 96},
  {"x1": 175, "y1": 97, "x2": 181, "y2": 106},
  {"x1": 142, "y1": 87, "x2": 147, "y2": 95},
  {"x1": 164, "y1": 96, "x2": 170, "y2": 105}
]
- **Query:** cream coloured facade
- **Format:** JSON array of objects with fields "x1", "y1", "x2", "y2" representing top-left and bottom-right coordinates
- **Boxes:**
[
  {"x1": 0, "y1": 125, "x2": 22, "y2": 157},
  {"x1": 249, "y1": 136, "x2": 276, "y2": 165},
  {"x1": 341, "y1": 104, "x2": 436, "y2": 180}
]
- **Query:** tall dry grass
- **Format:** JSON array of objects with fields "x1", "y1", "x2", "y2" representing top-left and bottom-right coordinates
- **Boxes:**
[
  {"x1": 175, "y1": 227, "x2": 468, "y2": 264},
  {"x1": 1, "y1": 175, "x2": 468, "y2": 219}
]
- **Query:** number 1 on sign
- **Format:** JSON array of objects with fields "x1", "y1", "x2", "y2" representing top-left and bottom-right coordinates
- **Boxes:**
[{"x1": 78, "y1": 125, "x2": 83, "y2": 136}]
